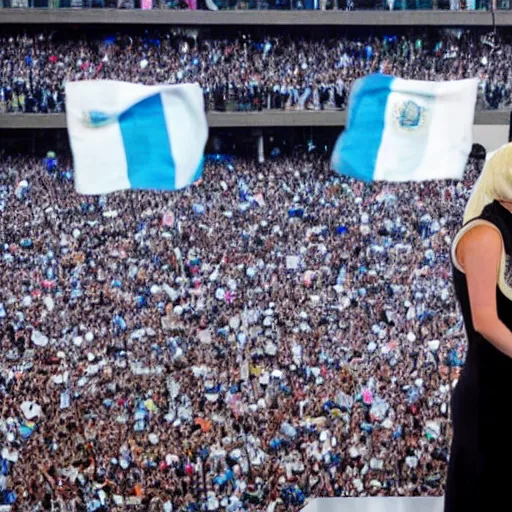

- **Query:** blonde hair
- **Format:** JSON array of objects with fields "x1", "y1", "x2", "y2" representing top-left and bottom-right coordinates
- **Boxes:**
[{"x1": 464, "y1": 143, "x2": 512, "y2": 224}]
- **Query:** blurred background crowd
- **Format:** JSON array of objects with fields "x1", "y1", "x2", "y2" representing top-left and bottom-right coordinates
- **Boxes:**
[
  {"x1": 0, "y1": 149, "x2": 483, "y2": 511},
  {"x1": 0, "y1": 29, "x2": 509, "y2": 114}
]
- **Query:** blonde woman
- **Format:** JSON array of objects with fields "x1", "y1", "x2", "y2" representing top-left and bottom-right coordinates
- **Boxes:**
[{"x1": 445, "y1": 143, "x2": 512, "y2": 511}]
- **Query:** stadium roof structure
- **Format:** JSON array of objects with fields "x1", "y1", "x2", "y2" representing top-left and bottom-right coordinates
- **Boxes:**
[{"x1": 301, "y1": 497, "x2": 443, "y2": 512}]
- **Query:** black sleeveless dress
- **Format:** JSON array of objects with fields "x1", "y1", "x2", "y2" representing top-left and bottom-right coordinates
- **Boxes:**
[{"x1": 445, "y1": 200, "x2": 512, "y2": 512}]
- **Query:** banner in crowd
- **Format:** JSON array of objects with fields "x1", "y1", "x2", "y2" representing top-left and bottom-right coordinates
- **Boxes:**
[
  {"x1": 331, "y1": 73, "x2": 478, "y2": 182},
  {"x1": 65, "y1": 80, "x2": 208, "y2": 195}
]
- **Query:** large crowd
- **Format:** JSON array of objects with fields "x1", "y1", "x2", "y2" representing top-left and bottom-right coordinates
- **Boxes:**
[
  {"x1": 0, "y1": 149, "x2": 482, "y2": 511},
  {"x1": 0, "y1": 29, "x2": 509, "y2": 114}
]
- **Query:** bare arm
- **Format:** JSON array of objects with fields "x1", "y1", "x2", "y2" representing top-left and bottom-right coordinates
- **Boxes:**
[{"x1": 457, "y1": 224, "x2": 512, "y2": 359}]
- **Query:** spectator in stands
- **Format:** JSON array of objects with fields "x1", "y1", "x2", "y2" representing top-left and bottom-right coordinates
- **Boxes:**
[{"x1": 0, "y1": 29, "x2": 508, "y2": 114}]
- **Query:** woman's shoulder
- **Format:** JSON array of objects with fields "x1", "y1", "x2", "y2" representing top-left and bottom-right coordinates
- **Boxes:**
[
  {"x1": 455, "y1": 210, "x2": 502, "y2": 246},
  {"x1": 458, "y1": 201, "x2": 509, "y2": 242},
  {"x1": 451, "y1": 205, "x2": 504, "y2": 275}
]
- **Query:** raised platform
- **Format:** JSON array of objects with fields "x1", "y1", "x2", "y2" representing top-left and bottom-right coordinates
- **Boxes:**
[
  {"x1": 0, "y1": 498, "x2": 444, "y2": 512},
  {"x1": 0, "y1": 498, "x2": 445, "y2": 512},
  {"x1": 301, "y1": 497, "x2": 443, "y2": 512}
]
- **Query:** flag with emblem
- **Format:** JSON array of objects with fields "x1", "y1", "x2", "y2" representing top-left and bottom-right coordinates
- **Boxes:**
[
  {"x1": 331, "y1": 74, "x2": 478, "y2": 182},
  {"x1": 65, "y1": 80, "x2": 208, "y2": 195}
]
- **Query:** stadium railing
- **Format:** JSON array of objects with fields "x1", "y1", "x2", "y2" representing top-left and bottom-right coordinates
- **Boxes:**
[
  {"x1": 0, "y1": 91, "x2": 509, "y2": 116},
  {"x1": 0, "y1": 109, "x2": 509, "y2": 129}
]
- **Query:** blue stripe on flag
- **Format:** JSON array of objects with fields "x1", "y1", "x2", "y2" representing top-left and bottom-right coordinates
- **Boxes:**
[
  {"x1": 119, "y1": 93, "x2": 176, "y2": 190},
  {"x1": 331, "y1": 73, "x2": 394, "y2": 182}
]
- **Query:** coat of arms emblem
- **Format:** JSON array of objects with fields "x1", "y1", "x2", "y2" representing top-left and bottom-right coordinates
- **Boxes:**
[
  {"x1": 82, "y1": 110, "x2": 115, "y2": 128},
  {"x1": 393, "y1": 100, "x2": 425, "y2": 131}
]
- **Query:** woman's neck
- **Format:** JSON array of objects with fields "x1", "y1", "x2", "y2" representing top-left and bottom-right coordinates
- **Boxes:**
[{"x1": 499, "y1": 200, "x2": 512, "y2": 213}]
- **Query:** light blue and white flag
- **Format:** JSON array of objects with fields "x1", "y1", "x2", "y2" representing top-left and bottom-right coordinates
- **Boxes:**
[
  {"x1": 65, "y1": 80, "x2": 208, "y2": 195},
  {"x1": 331, "y1": 74, "x2": 478, "y2": 182}
]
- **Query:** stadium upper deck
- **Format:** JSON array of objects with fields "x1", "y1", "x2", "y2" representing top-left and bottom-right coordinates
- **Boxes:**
[{"x1": 1, "y1": 6, "x2": 511, "y2": 129}]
